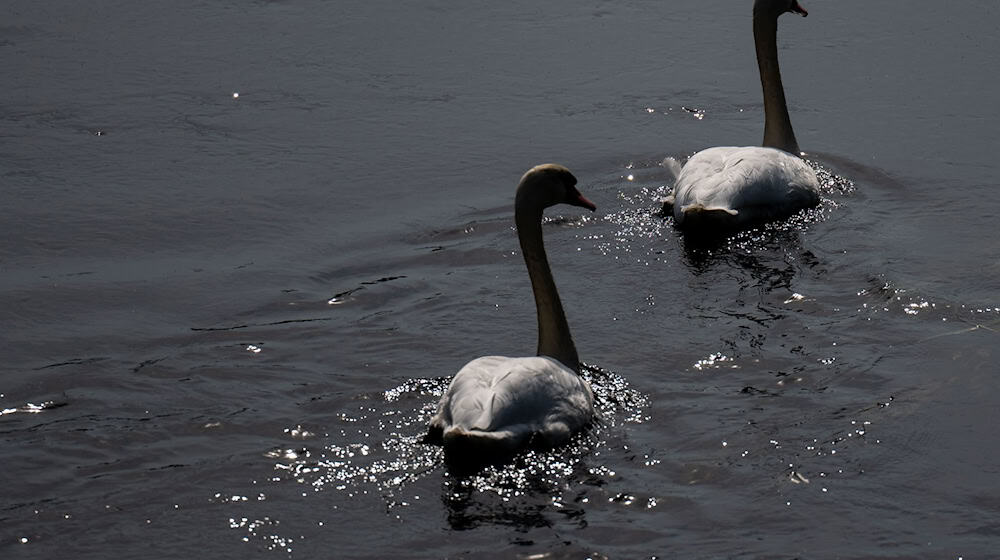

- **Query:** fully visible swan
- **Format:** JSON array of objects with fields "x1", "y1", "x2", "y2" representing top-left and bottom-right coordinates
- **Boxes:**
[
  {"x1": 662, "y1": 0, "x2": 820, "y2": 231},
  {"x1": 428, "y1": 164, "x2": 596, "y2": 466}
]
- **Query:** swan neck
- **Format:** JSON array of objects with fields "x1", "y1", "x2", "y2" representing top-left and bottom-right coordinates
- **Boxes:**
[
  {"x1": 754, "y1": 12, "x2": 800, "y2": 155},
  {"x1": 514, "y1": 205, "x2": 580, "y2": 373}
]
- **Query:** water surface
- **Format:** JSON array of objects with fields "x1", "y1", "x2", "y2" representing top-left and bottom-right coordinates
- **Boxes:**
[{"x1": 3, "y1": 1, "x2": 999, "y2": 558}]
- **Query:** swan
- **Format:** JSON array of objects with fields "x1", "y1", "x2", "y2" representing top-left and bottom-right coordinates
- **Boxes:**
[
  {"x1": 427, "y1": 164, "x2": 596, "y2": 467},
  {"x1": 662, "y1": 0, "x2": 820, "y2": 231}
]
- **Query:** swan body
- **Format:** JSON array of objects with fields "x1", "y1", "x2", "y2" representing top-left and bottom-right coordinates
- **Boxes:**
[
  {"x1": 428, "y1": 164, "x2": 596, "y2": 464},
  {"x1": 664, "y1": 0, "x2": 820, "y2": 231},
  {"x1": 430, "y1": 356, "x2": 593, "y2": 453},
  {"x1": 668, "y1": 146, "x2": 819, "y2": 229}
]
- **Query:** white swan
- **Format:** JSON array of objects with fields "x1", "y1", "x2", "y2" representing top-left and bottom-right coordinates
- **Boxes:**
[
  {"x1": 428, "y1": 164, "x2": 596, "y2": 465},
  {"x1": 663, "y1": 0, "x2": 820, "y2": 231}
]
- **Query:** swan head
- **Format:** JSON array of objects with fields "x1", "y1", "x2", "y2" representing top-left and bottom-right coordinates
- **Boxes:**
[
  {"x1": 754, "y1": 0, "x2": 809, "y2": 18},
  {"x1": 516, "y1": 164, "x2": 597, "y2": 213}
]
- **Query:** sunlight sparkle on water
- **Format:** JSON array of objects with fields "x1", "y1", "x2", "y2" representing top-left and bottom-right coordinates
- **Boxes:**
[
  {"x1": 284, "y1": 425, "x2": 315, "y2": 439},
  {"x1": 1, "y1": 401, "x2": 57, "y2": 416},
  {"x1": 682, "y1": 106, "x2": 706, "y2": 120},
  {"x1": 693, "y1": 353, "x2": 732, "y2": 371},
  {"x1": 219, "y1": 364, "x2": 649, "y2": 548}
]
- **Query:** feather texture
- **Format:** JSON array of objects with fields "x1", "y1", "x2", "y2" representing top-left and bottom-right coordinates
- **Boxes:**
[
  {"x1": 671, "y1": 146, "x2": 819, "y2": 228},
  {"x1": 429, "y1": 356, "x2": 594, "y2": 451}
]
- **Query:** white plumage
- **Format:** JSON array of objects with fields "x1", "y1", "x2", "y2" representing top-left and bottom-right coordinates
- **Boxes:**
[
  {"x1": 430, "y1": 356, "x2": 593, "y2": 452},
  {"x1": 669, "y1": 146, "x2": 819, "y2": 229}
]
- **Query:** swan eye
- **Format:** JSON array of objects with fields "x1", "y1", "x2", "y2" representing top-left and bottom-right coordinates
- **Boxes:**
[{"x1": 558, "y1": 173, "x2": 578, "y2": 198}]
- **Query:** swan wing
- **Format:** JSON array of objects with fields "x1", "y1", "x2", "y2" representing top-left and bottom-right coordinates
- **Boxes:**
[
  {"x1": 431, "y1": 355, "x2": 594, "y2": 448},
  {"x1": 672, "y1": 146, "x2": 819, "y2": 227}
]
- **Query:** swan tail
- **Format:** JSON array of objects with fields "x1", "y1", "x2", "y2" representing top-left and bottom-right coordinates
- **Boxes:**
[
  {"x1": 678, "y1": 204, "x2": 740, "y2": 230},
  {"x1": 442, "y1": 426, "x2": 525, "y2": 452},
  {"x1": 660, "y1": 194, "x2": 676, "y2": 215},
  {"x1": 424, "y1": 420, "x2": 444, "y2": 444},
  {"x1": 440, "y1": 426, "x2": 528, "y2": 472}
]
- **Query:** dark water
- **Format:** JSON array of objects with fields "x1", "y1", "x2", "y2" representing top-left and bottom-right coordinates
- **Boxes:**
[{"x1": 3, "y1": 1, "x2": 999, "y2": 558}]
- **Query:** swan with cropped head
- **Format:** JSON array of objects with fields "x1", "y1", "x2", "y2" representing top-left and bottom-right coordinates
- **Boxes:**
[
  {"x1": 662, "y1": 0, "x2": 820, "y2": 230},
  {"x1": 428, "y1": 164, "x2": 596, "y2": 463}
]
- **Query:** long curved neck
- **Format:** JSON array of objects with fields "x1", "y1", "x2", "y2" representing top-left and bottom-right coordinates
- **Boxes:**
[
  {"x1": 514, "y1": 203, "x2": 580, "y2": 373},
  {"x1": 754, "y1": 10, "x2": 800, "y2": 155}
]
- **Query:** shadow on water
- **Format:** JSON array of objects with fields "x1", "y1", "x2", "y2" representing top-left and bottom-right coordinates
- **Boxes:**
[
  {"x1": 678, "y1": 227, "x2": 808, "y2": 274},
  {"x1": 810, "y1": 151, "x2": 910, "y2": 193}
]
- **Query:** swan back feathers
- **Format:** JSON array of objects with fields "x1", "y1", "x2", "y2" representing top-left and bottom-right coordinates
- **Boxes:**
[
  {"x1": 430, "y1": 356, "x2": 594, "y2": 453},
  {"x1": 671, "y1": 147, "x2": 819, "y2": 229}
]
